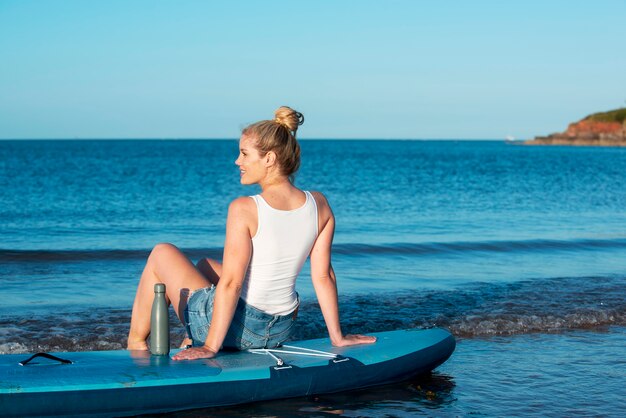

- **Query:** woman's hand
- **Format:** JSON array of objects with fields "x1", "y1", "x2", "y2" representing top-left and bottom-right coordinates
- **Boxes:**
[
  {"x1": 172, "y1": 346, "x2": 217, "y2": 361},
  {"x1": 332, "y1": 334, "x2": 377, "y2": 347}
]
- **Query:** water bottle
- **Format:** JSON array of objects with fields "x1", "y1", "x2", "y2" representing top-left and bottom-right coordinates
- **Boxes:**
[{"x1": 150, "y1": 283, "x2": 170, "y2": 355}]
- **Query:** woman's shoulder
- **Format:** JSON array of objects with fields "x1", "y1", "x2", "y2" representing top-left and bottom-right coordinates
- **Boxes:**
[
  {"x1": 308, "y1": 191, "x2": 334, "y2": 219},
  {"x1": 308, "y1": 191, "x2": 329, "y2": 207},
  {"x1": 227, "y1": 196, "x2": 257, "y2": 217}
]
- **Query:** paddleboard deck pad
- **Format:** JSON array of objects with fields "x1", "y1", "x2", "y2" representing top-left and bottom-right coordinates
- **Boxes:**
[{"x1": 0, "y1": 328, "x2": 455, "y2": 417}]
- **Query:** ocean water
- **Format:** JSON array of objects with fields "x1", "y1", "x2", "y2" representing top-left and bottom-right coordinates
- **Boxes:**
[{"x1": 1, "y1": 139, "x2": 625, "y2": 416}]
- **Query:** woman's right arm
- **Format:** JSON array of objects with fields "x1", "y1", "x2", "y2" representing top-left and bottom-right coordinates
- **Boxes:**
[
  {"x1": 309, "y1": 192, "x2": 376, "y2": 347},
  {"x1": 172, "y1": 197, "x2": 254, "y2": 360}
]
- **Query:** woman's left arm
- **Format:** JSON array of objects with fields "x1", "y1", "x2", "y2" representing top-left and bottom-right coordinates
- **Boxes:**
[
  {"x1": 309, "y1": 192, "x2": 376, "y2": 347},
  {"x1": 172, "y1": 197, "x2": 254, "y2": 360}
]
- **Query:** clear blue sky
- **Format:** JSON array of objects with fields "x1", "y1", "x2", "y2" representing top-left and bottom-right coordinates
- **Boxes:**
[{"x1": 1, "y1": 0, "x2": 625, "y2": 139}]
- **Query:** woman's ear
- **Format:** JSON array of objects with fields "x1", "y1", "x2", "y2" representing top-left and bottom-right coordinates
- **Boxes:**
[{"x1": 264, "y1": 151, "x2": 277, "y2": 167}]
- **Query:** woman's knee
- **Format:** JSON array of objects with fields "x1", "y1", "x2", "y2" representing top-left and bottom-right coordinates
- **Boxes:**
[
  {"x1": 152, "y1": 242, "x2": 178, "y2": 255},
  {"x1": 149, "y1": 243, "x2": 182, "y2": 265}
]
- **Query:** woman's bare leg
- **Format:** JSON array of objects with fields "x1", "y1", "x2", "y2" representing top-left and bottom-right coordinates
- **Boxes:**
[
  {"x1": 178, "y1": 257, "x2": 223, "y2": 348},
  {"x1": 196, "y1": 258, "x2": 222, "y2": 286},
  {"x1": 127, "y1": 243, "x2": 212, "y2": 350}
]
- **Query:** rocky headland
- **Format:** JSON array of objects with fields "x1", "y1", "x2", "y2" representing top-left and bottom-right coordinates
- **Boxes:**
[{"x1": 526, "y1": 108, "x2": 626, "y2": 146}]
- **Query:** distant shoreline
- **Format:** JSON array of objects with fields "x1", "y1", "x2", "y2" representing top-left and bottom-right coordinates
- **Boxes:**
[
  {"x1": 525, "y1": 107, "x2": 626, "y2": 147},
  {"x1": 525, "y1": 138, "x2": 626, "y2": 147}
]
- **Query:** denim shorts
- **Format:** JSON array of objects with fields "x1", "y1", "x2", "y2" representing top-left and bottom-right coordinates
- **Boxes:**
[{"x1": 183, "y1": 286, "x2": 297, "y2": 350}]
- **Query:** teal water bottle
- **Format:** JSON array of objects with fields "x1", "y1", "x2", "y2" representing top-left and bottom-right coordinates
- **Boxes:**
[{"x1": 150, "y1": 283, "x2": 170, "y2": 355}]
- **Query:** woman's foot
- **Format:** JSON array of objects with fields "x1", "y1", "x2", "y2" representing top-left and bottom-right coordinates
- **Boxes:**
[{"x1": 127, "y1": 338, "x2": 149, "y2": 351}]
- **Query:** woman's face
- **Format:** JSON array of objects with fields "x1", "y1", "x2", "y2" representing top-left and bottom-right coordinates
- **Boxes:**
[{"x1": 235, "y1": 134, "x2": 266, "y2": 185}]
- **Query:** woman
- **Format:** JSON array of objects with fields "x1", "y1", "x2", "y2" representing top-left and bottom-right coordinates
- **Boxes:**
[{"x1": 127, "y1": 106, "x2": 376, "y2": 360}]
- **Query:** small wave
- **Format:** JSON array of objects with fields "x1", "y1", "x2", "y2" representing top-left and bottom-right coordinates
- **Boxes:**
[
  {"x1": 1, "y1": 275, "x2": 624, "y2": 353},
  {"x1": 0, "y1": 248, "x2": 223, "y2": 263},
  {"x1": 293, "y1": 275, "x2": 626, "y2": 339},
  {"x1": 0, "y1": 342, "x2": 29, "y2": 355},
  {"x1": 447, "y1": 310, "x2": 623, "y2": 337},
  {"x1": 3, "y1": 237, "x2": 626, "y2": 263},
  {"x1": 332, "y1": 238, "x2": 626, "y2": 257}
]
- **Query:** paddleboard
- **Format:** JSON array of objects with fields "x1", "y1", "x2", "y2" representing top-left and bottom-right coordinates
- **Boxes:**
[{"x1": 0, "y1": 328, "x2": 455, "y2": 417}]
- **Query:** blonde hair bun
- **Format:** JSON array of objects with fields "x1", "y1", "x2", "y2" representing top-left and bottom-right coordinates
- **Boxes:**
[
  {"x1": 274, "y1": 106, "x2": 304, "y2": 133},
  {"x1": 242, "y1": 106, "x2": 304, "y2": 180}
]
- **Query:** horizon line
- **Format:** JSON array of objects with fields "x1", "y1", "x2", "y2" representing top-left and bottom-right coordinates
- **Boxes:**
[{"x1": 0, "y1": 137, "x2": 516, "y2": 141}]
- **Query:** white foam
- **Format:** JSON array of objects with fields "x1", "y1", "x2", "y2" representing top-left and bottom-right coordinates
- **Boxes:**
[{"x1": 0, "y1": 342, "x2": 29, "y2": 354}]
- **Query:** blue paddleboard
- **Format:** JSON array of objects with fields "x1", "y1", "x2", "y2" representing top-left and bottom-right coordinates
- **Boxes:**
[{"x1": 0, "y1": 328, "x2": 455, "y2": 417}]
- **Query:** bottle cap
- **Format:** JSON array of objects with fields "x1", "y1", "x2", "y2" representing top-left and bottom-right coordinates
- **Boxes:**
[{"x1": 154, "y1": 283, "x2": 166, "y2": 293}]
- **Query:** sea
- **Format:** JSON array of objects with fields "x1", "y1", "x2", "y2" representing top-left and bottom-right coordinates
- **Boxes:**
[{"x1": 1, "y1": 139, "x2": 625, "y2": 417}]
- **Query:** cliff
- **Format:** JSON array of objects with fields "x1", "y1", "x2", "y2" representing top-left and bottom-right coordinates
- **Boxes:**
[{"x1": 526, "y1": 108, "x2": 626, "y2": 146}]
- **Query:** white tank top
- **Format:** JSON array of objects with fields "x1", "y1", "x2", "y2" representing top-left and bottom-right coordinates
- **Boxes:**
[{"x1": 240, "y1": 191, "x2": 318, "y2": 315}]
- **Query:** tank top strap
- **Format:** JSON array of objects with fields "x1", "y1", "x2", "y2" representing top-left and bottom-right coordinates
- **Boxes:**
[
  {"x1": 304, "y1": 191, "x2": 319, "y2": 236},
  {"x1": 248, "y1": 195, "x2": 262, "y2": 240}
]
